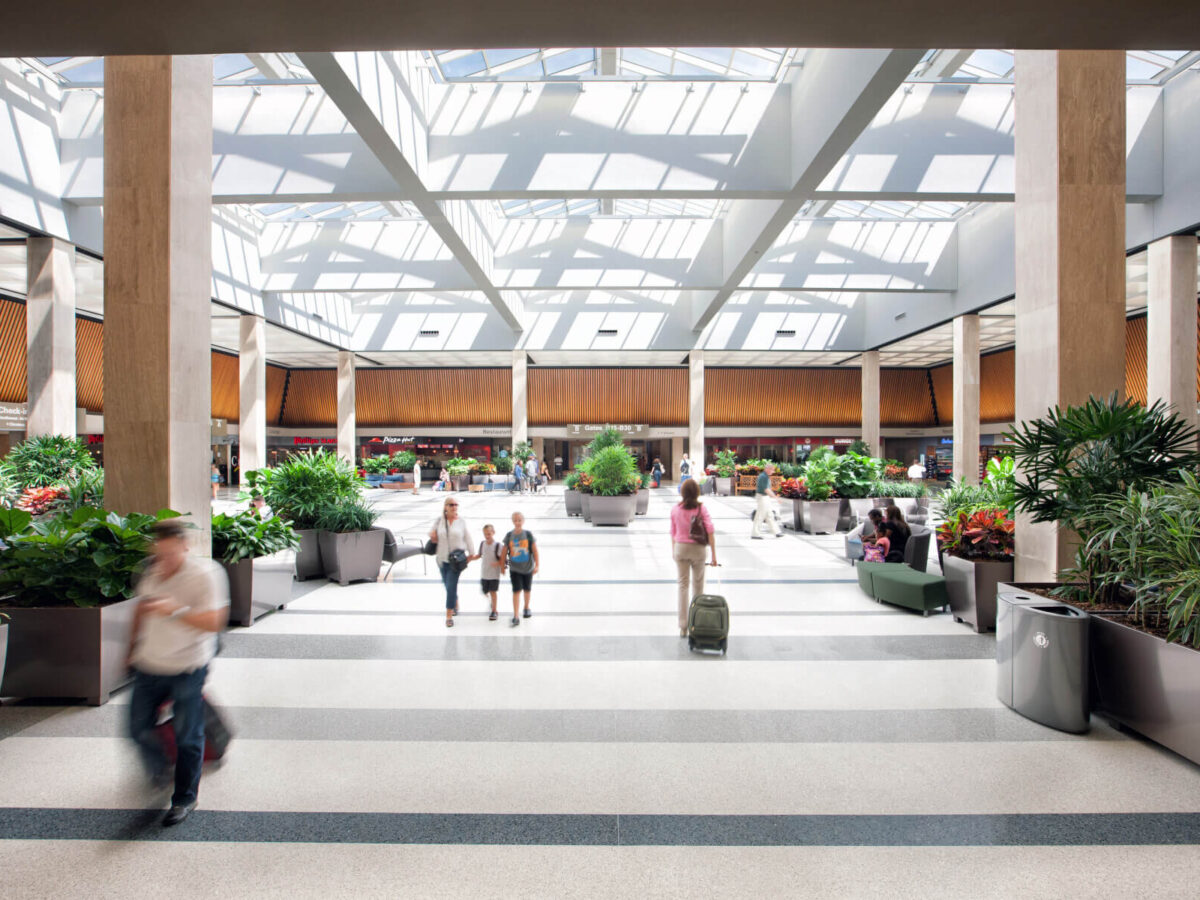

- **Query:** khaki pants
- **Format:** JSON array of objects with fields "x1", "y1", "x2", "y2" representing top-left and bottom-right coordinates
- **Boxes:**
[
  {"x1": 753, "y1": 494, "x2": 781, "y2": 536},
  {"x1": 673, "y1": 541, "x2": 707, "y2": 630}
]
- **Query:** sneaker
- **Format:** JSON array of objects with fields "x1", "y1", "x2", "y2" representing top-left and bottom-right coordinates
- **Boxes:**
[
  {"x1": 488, "y1": 611, "x2": 498, "y2": 621},
  {"x1": 162, "y1": 801, "x2": 196, "y2": 827},
  {"x1": 523, "y1": 608, "x2": 532, "y2": 618},
  {"x1": 510, "y1": 617, "x2": 520, "y2": 627}
]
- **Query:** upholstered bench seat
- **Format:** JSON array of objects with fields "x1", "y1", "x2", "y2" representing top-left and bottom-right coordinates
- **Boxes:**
[{"x1": 855, "y1": 561, "x2": 949, "y2": 615}]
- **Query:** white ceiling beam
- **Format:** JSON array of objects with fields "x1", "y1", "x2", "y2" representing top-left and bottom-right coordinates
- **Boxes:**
[
  {"x1": 298, "y1": 51, "x2": 522, "y2": 332},
  {"x1": 245, "y1": 53, "x2": 289, "y2": 80},
  {"x1": 692, "y1": 48, "x2": 926, "y2": 332}
]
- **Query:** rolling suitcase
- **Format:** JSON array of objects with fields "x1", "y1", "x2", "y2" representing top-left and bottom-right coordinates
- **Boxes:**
[
  {"x1": 688, "y1": 591, "x2": 729, "y2": 655},
  {"x1": 156, "y1": 697, "x2": 233, "y2": 765}
]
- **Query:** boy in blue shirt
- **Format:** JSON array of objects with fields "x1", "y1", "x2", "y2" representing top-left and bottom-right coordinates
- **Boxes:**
[{"x1": 500, "y1": 511, "x2": 539, "y2": 626}]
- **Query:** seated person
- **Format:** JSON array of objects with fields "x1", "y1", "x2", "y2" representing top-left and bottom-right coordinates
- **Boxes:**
[
  {"x1": 876, "y1": 505, "x2": 911, "y2": 563},
  {"x1": 846, "y1": 508, "x2": 884, "y2": 561}
]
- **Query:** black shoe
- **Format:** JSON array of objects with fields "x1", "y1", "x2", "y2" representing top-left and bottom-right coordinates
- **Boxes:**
[
  {"x1": 511, "y1": 617, "x2": 520, "y2": 627},
  {"x1": 488, "y1": 611, "x2": 498, "y2": 621},
  {"x1": 162, "y1": 801, "x2": 196, "y2": 827},
  {"x1": 523, "y1": 608, "x2": 532, "y2": 618}
]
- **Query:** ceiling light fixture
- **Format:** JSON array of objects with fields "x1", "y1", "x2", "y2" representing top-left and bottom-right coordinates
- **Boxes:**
[
  {"x1": 418, "y1": 329, "x2": 440, "y2": 337},
  {"x1": 597, "y1": 329, "x2": 618, "y2": 336}
]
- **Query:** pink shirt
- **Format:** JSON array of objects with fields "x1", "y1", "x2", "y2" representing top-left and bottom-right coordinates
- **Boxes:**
[{"x1": 670, "y1": 502, "x2": 714, "y2": 544}]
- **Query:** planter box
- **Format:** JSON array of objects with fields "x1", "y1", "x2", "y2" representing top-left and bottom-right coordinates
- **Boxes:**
[
  {"x1": 1091, "y1": 614, "x2": 1200, "y2": 767},
  {"x1": 589, "y1": 494, "x2": 636, "y2": 526},
  {"x1": 785, "y1": 498, "x2": 804, "y2": 531},
  {"x1": 564, "y1": 489, "x2": 583, "y2": 517},
  {"x1": 0, "y1": 622, "x2": 7, "y2": 691},
  {"x1": 222, "y1": 550, "x2": 298, "y2": 627},
  {"x1": 847, "y1": 498, "x2": 877, "y2": 520},
  {"x1": 471, "y1": 476, "x2": 489, "y2": 484},
  {"x1": 635, "y1": 490, "x2": 650, "y2": 515},
  {"x1": 0, "y1": 597, "x2": 138, "y2": 705},
  {"x1": 294, "y1": 528, "x2": 324, "y2": 580},
  {"x1": 714, "y1": 476, "x2": 736, "y2": 496},
  {"x1": 943, "y1": 555, "x2": 1012, "y2": 633},
  {"x1": 319, "y1": 528, "x2": 386, "y2": 586},
  {"x1": 488, "y1": 474, "x2": 509, "y2": 484},
  {"x1": 581, "y1": 493, "x2": 593, "y2": 523},
  {"x1": 802, "y1": 500, "x2": 840, "y2": 534},
  {"x1": 836, "y1": 499, "x2": 855, "y2": 532},
  {"x1": 451, "y1": 474, "x2": 471, "y2": 492}
]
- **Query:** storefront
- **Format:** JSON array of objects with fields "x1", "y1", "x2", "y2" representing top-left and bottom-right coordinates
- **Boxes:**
[
  {"x1": 703, "y1": 435, "x2": 858, "y2": 466},
  {"x1": 360, "y1": 435, "x2": 498, "y2": 466}
]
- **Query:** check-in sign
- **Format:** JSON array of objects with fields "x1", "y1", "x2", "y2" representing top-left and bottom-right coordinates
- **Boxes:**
[{"x1": 0, "y1": 402, "x2": 27, "y2": 430}]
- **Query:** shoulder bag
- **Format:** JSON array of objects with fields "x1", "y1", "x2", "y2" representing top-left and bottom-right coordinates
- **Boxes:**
[
  {"x1": 423, "y1": 517, "x2": 440, "y2": 555},
  {"x1": 688, "y1": 507, "x2": 708, "y2": 542}
]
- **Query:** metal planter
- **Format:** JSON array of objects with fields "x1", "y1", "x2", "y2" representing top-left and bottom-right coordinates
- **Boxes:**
[
  {"x1": 942, "y1": 555, "x2": 1012, "y2": 633},
  {"x1": 802, "y1": 500, "x2": 840, "y2": 534},
  {"x1": 0, "y1": 623, "x2": 7, "y2": 692},
  {"x1": 589, "y1": 494, "x2": 636, "y2": 526},
  {"x1": 451, "y1": 474, "x2": 470, "y2": 492},
  {"x1": 847, "y1": 498, "x2": 876, "y2": 520},
  {"x1": 581, "y1": 492, "x2": 593, "y2": 522},
  {"x1": 1091, "y1": 614, "x2": 1200, "y2": 766},
  {"x1": 319, "y1": 528, "x2": 386, "y2": 586},
  {"x1": 714, "y1": 476, "x2": 736, "y2": 496},
  {"x1": 635, "y1": 490, "x2": 649, "y2": 515},
  {"x1": 564, "y1": 489, "x2": 583, "y2": 517},
  {"x1": 294, "y1": 528, "x2": 324, "y2": 580},
  {"x1": 836, "y1": 499, "x2": 855, "y2": 532},
  {"x1": 0, "y1": 597, "x2": 138, "y2": 705},
  {"x1": 222, "y1": 549, "x2": 298, "y2": 627}
]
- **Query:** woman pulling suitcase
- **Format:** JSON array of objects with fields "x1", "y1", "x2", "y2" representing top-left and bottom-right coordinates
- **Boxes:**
[{"x1": 668, "y1": 478, "x2": 718, "y2": 638}]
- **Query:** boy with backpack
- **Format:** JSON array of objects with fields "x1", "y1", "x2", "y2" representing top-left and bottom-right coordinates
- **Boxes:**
[
  {"x1": 500, "y1": 511, "x2": 539, "y2": 627},
  {"x1": 470, "y1": 523, "x2": 503, "y2": 621}
]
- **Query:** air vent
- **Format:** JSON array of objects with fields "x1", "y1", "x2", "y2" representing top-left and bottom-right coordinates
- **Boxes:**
[
  {"x1": 597, "y1": 329, "x2": 618, "y2": 337},
  {"x1": 775, "y1": 329, "x2": 796, "y2": 337},
  {"x1": 418, "y1": 329, "x2": 440, "y2": 337}
]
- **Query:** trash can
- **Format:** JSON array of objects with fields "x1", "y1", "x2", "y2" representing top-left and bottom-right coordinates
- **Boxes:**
[{"x1": 997, "y1": 591, "x2": 1090, "y2": 733}]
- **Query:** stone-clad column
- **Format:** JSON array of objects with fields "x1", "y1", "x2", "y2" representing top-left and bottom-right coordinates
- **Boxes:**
[
  {"x1": 25, "y1": 237, "x2": 77, "y2": 437},
  {"x1": 337, "y1": 351, "x2": 356, "y2": 464},
  {"x1": 512, "y1": 350, "x2": 528, "y2": 447},
  {"x1": 952, "y1": 315, "x2": 980, "y2": 485},
  {"x1": 860, "y1": 350, "x2": 880, "y2": 457},
  {"x1": 238, "y1": 314, "x2": 267, "y2": 474},
  {"x1": 1014, "y1": 51, "x2": 1126, "y2": 581},
  {"x1": 1146, "y1": 235, "x2": 1199, "y2": 433},
  {"x1": 103, "y1": 56, "x2": 213, "y2": 551},
  {"x1": 689, "y1": 350, "x2": 705, "y2": 466}
]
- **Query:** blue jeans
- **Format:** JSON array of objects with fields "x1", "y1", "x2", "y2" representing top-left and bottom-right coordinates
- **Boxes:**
[
  {"x1": 440, "y1": 561, "x2": 462, "y2": 610},
  {"x1": 129, "y1": 666, "x2": 208, "y2": 806}
]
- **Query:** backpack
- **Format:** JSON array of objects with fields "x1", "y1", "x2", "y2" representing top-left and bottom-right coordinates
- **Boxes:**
[
  {"x1": 688, "y1": 508, "x2": 708, "y2": 542},
  {"x1": 863, "y1": 543, "x2": 885, "y2": 563}
]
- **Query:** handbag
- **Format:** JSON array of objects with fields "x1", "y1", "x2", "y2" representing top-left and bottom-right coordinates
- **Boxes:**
[
  {"x1": 423, "y1": 517, "x2": 441, "y2": 556},
  {"x1": 448, "y1": 548, "x2": 469, "y2": 572},
  {"x1": 688, "y1": 508, "x2": 708, "y2": 542}
]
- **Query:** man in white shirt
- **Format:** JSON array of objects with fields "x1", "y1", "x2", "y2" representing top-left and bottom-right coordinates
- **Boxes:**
[
  {"x1": 126, "y1": 519, "x2": 229, "y2": 826},
  {"x1": 525, "y1": 456, "x2": 538, "y2": 492},
  {"x1": 908, "y1": 459, "x2": 926, "y2": 481}
]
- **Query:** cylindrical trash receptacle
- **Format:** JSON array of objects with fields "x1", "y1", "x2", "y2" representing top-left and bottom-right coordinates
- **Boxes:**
[{"x1": 997, "y1": 591, "x2": 1090, "y2": 733}]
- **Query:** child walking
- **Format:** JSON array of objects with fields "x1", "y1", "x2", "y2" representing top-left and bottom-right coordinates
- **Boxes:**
[
  {"x1": 470, "y1": 524, "x2": 503, "y2": 621},
  {"x1": 500, "y1": 511, "x2": 539, "y2": 627}
]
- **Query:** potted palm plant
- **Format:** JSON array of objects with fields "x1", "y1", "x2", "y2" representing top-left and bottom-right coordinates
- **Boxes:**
[
  {"x1": 0, "y1": 505, "x2": 181, "y2": 705},
  {"x1": 587, "y1": 445, "x2": 638, "y2": 526},
  {"x1": 243, "y1": 450, "x2": 364, "y2": 580},
  {"x1": 212, "y1": 510, "x2": 301, "y2": 626},
  {"x1": 315, "y1": 498, "x2": 384, "y2": 585}
]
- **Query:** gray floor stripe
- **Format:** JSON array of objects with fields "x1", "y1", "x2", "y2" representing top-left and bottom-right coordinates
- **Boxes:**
[
  {"x1": 9, "y1": 706, "x2": 1121, "y2": 745},
  {"x1": 277, "y1": 608, "x2": 904, "y2": 617},
  {"x1": 217, "y1": 633, "x2": 996, "y2": 662},
  {"x1": 1, "y1": 809, "x2": 1196, "y2": 846},
  {"x1": 316, "y1": 578, "x2": 856, "y2": 585}
]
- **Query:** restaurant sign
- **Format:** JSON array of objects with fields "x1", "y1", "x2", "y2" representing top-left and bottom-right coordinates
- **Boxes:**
[{"x1": 566, "y1": 424, "x2": 647, "y2": 438}]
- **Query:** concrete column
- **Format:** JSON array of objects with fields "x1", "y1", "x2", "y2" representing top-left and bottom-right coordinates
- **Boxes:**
[
  {"x1": 531, "y1": 436, "x2": 545, "y2": 467},
  {"x1": 669, "y1": 436, "x2": 684, "y2": 483},
  {"x1": 512, "y1": 350, "x2": 528, "y2": 447},
  {"x1": 1147, "y1": 235, "x2": 1199, "y2": 433},
  {"x1": 860, "y1": 350, "x2": 880, "y2": 457},
  {"x1": 1014, "y1": 51, "x2": 1126, "y2": 581},
  {"x1": 103, "y1": 56, "x2": 213, "y2": 551},
  {"x1": 25, "y1": 237, "x2": 77, "y2": 437},
  {"x1": 952, "y1": 315, "x2": 981, "y2": 485},
  {"x1": 689, "y1": 350, "x2": 705, "y2": 465},
  {"x1": 337, "y1": 351, "x2": 356, "y2": 464},
  {"x1": 238, "y1": 314, "x2": 267, "y2": 474}
]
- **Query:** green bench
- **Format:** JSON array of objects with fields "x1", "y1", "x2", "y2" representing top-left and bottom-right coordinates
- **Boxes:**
[{"x1": 856, "y1": 561, "x2": 948, "y2": 616}]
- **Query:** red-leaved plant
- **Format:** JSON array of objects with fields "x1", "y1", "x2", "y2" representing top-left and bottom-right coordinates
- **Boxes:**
[
  {"x1": 16, "y1": 486, "x2": 68, "y2": 516},
  {"x1": 778, "y1": 477, "x2": 806, "y2": 499},
  {"x1": 936, "y1": 507, "x2": 1015, "y2": 561}
]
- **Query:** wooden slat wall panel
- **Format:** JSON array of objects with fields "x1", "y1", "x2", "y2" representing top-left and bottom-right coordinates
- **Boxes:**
[
  {"x1": 705, "y1": 368, "x2": 861, "y2": 427},
  {"x1": 356, "y1": 368, "x2": 511, "y2": 427},
  {"x1": 211, "y1": 351, "x2": 239, "y2": 422},
  {"x1": 0, "y1": 298, "x2": 27, "y2": 404},
  {"x1": 980, "y1": 349, "x2": 1015, "y2": 423},
  {"x1": 75, "y1": 317, "x2": 104, "y2": 412},
  {"x1": 279, "y1": 368, "x2": 337, "y2": 427},
  {"x1": 928, "y1": 364, "x2": 953, "y2": 425},
  {"x1": 531, "y1": 368, "x2": 688, "y2": 426},
  {"x1": 1124, "y1": 315, "x2": 1148, "y2": 406},
  {"x1": 881, "y1": 368, "x2": 938, "y2": 427},
  {"x1": 266, "y1": 364, "x2": 287, "y2": 425}
]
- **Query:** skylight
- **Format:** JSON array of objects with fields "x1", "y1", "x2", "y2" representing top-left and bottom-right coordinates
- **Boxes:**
[
  {"x1": 239, "y1": 201, "x2": 421, "y2": 226},
  {"x1": 496, "y1": 198, "x2": 730, "y2": 219},
  {"x1": 815, "y1": 199, "x2": 976, "y2": 220},
  {"x1": 909, "y1": 49, "x2": 1200, "y2": 85},
  {"x1": 24, "y1": 53, "x2": 313, "y2": 86},
  {"x1": 427, "y1": 48, "x2": 795, "y2": 82}
]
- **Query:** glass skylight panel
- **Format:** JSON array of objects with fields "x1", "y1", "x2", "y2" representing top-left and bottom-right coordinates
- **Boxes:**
[
  {"x1": 498, "y1": 199, "x2": 600, "y2": 218},
  {"x1": 429, "y1": 48, "x2": 789, "y2": 81},
  {"x1": 241, "y1": 201, "x2": 419, "y2": 224},
  {"x1": 916, "y1": 49, "x2": 1199, "y2": 84},
  {"x1": 823, "y1": 199, "x2": 971, "y2": 220}
]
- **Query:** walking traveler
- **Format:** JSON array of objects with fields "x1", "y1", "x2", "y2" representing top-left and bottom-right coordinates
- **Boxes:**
[
  {"x1": 430, "y1": 497, "x2": 473, "y2": 627},
  {"x1": 554, "y1": 454, "x2": 563, "y2": 479},
  {"x1": 907, "y1": 458, "x2": 925, "y2": 481},
  {"x1": 412, "y1": 458, "x2": 421, "y2": 495},
  {"x1": 540, "y1": 460, "x2": 551, "y2": 492},
  {"x1": 678, "y1": 453, "x2": 693, "y2": 490},
  {"x1": 511, "y1": 461, "x2": 524, "y2": 493},
  {"x1": 670, "y1": 478, "x2": 718, "y2": 637},
  {"x1": 751, "y1": 463, "x2": 783, "y2": 539},
  {"x1": 525, "y1": 455, "x2": 539, "y2": 491},
  {"x1": 126, "y1": 519, "x2": 230, "y2": 827},
  {"x1": 470, "y1": 523, "x2": 503, "y2": 621},
  {"x1": 501, "y1": 511, "x2": 539, "y2": 627},
  {"x1": 210, "y1": 463, "x2": 221, "y2": 500},
  {"x1": 651, "y1": 458, "x2": 664, "y2": 488}
]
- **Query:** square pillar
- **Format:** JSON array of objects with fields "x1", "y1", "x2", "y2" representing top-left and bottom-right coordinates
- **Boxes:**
[
  {"x1": 669, "y1": 436, "x2": 684, "y2": 483},
  {"x1": 1014, "y1": 51, "x2": 1126, "y2": 581},
  {"x1": 512, "y1": 350, "x2": 528, "y2": 447},
  {"x1": 689, "y1": 350, "x2": 705, "y2": 465},
  {"x1": 1147, "y1": 235, "x2": 1199, "y2": 433},
  {"x1": 238, "y1": 314, "x2": 267, "y2": 474},
  {"x1": 860, "y1": 350, "x2": 880, "y2": 457},
  {"x1": 952, "y1": 315, "x2": 981, "y2": 485},
  {"x1": 103, "y1": 56, "x2": 213, "y2": 551},
  {"x1": 337, "y1": 351, "x2": 356, "y2": 464},
  {"x1": 25, "y1": 236, "x2": 77, "y2": 438}
]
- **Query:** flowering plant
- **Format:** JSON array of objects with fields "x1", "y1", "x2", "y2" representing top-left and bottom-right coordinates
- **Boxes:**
[
  {"x1": 778, "y1": 477, "x2": 806, "y2": 499},
  {"x1": 936, "y1": 507, "x2": 1015, "y2": 561},
  {"x1": 17, "y1": 486, "x2": 68, "y2": 516}
]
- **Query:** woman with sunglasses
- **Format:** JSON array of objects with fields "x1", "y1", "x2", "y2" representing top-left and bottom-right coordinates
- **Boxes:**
[{"x1": 430, "y1": 496, "x2": 473, "y2": 627}]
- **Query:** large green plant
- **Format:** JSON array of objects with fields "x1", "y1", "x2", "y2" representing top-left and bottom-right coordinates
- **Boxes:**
[
  {"x1": 392, "y1": 450, "x2": 417, "y2": 471},
  {"x1": 833, "y1": 451, "x2": 884, "y2": 499},
  {"x1": 872, "y1": 479, "x2": 928, "y2": 500},
  {"x1": 445, "y1": 457, "x2": 476, "y2": 476},
  {"x1": 801, "y1": 453, "x2": 838, "y2": 502},
  {"x1": 587, "y1": 445, "x2": 637, "y2": 496},
  {"x1": 244, "y1": 450, "x2": 363, "y2": 530},
  {"x1": 0, "y1": 506, "x2": 181, "y2": 608},
  {"x1": 1, "y1": 434, "x2": 97, "y2": 489},
  {"x1": 1008, "y1": 393, "x2": 1200, "y2": 533},
  {"x1": 563, "y1": 471, "x2": 581, "y2": 490},
  {"x1": 512, "y1": 441, "x2": 534, "y2": 462},
  {"x1": 313, "y1": 498, "x2": 379, "y2": 533},
  {"x1": 585, "y1": 428, "x2": 625, "y2": 456},
  {"x1": 211, "y1": 510, "x2": 301, "y2": 565},
  {"x1": 494, "y1": 455, "x2": 514, "y2": 474},
  {"x1": 713, "y1": 449, "x2": 738, "y2": 478},
  {"x1": 362, "y1": 456, "x2": 392, "y2": 475},
  {"x1": 0, "y1": 466, "x2": 17, "y2": 508}
]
